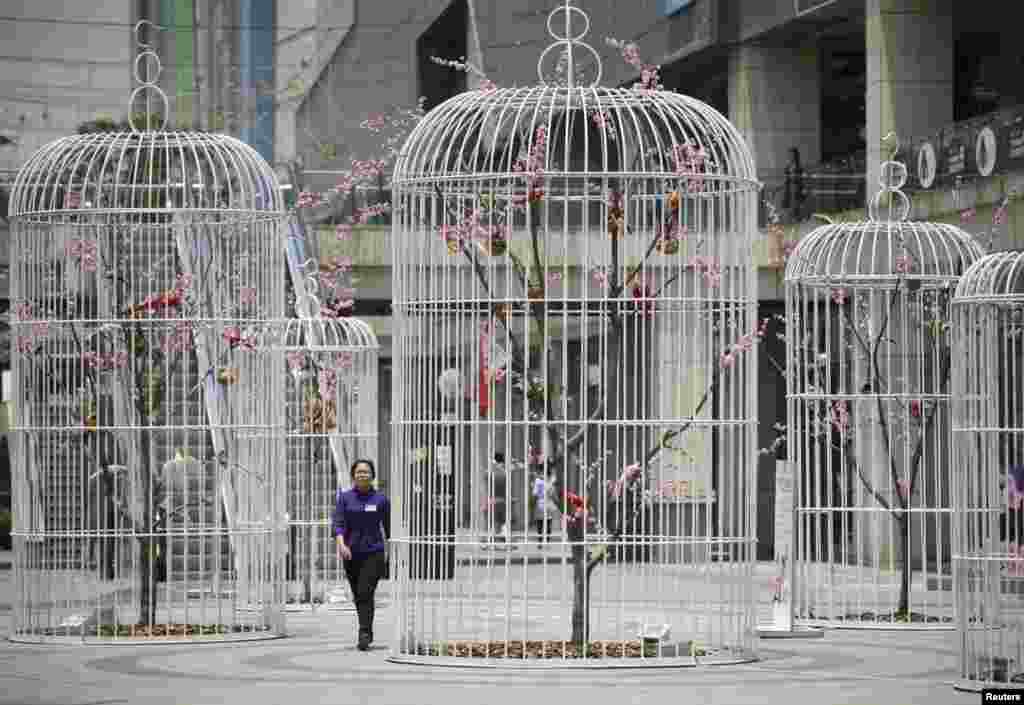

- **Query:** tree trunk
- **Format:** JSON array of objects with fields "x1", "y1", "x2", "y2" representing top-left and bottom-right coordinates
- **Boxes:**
[
  {"x1": 137, "y1": 429, "x2": 157, "y2": 627},
  {"x1": 896, "y1": 514, "x2": 911, "y2": 616},
  {"x1": 570, "y1": 543, "x2": 589, "y2": 646}
]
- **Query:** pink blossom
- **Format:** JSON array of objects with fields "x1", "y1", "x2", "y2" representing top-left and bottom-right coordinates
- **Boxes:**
[
  {"x1": 286, "y1": 351, "x2": 306, "y2": 373},
  {"x1": 83, "y1": 351, "x2": 129, "y2": 371},
  {"x1": 333, "y1": 351, "x2": 355, "y2": 369},
  {"x1": 831, "y1": 401, "x2": 850, "y2": 434},
  {"x1": 960, "y1": 208, "x2": 976, "y2": 223},
  {"x1": 591, "y1": 111, "x2": 617, "y2": 140},
  {"x1": 12, "y1": 301, "x2": 33, "y2": 320},
  {"x1": 1009, "y1": 544, "x2": 1024, "y2": 577},
  {"x1": 161, "y1": 322, "x2": 192, "y2": 355},
  {"x1": 719, "y1": 351, "x2": 736, "y2": 369},
  {"x1": 174, "y1": 273, "x2": 193, "y2": 296},
  {"x1": 480, "y1": 496, "x2": 496, "y2": 513},
  {"x1": 355, "y1": 202, "x2": 391, "y2": 224},
  {"x1": 547, "y1": 271, "x2": 563, "y2": 285},
  {"x1": 719, "y1": 318, "x2": 770, "y2": 369},
  {"x1": 479, "y1": 78, "x2": 498, "y2": 93},
  {"x1": 994, "y1": 200, "x2": 1009, "y2": 226},
  {"x1": 909, "y1": 399, "x2": 922, "y2": 418},
  {"x1": 222, "y1": 326, "x2": 256, "y2": 351},
  {"x1": 65, "y1": 238, "x2": 98, "y2": 272},
  {"x1": 831, "y1": 288, "x2": 848, "y2": 305},
  {"x1": 782, "y1": 240, "x2": 797, "y2": 259},
  {"x1": 689, "y1": 255, "x2": 722, "y2": 288},
  {"x1": 296, "y1": 191, "x2": 322, "y2": 209},
  {"x1": 318, "y1": 368, "x2": 338, "y2": 400},
  {"x1": 239, "y1": 287, "x2": 258, "y2": 306},
  {"x1": 335, "y1": 223, "x2": 353, "y2": 241},
  {"x1": 591, "y1": 268, "x2": 609, "y2": 289},
  {"x1": 894, "y1": 255, "x2": 911, "y2": 274},
  {"x1": 331, "y1": 256, "x2": 353, "y2": 272},
  {"x1": 15, "y1": 322, "x2": 49, "y2": 354},
  {"x1": 528, "y1": 446, "x2": 546, "y2": 466},
  {"x1": 896, "y1": 478, "x2": 911, "y2": 500},
  {"x1": 64, "y1": 192, "x2": 81, "y2": 209},
  {"x1": 360, "y1": 114, "x2": 387, "y2": 132},
  {"x1": 769, "y1": 575, "x2": 784, "y2": 599}
]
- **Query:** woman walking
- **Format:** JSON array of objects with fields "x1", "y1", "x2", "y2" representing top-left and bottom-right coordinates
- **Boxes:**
[{"x1": 334, "y1": 459, "x2": 390, "y2": 651}]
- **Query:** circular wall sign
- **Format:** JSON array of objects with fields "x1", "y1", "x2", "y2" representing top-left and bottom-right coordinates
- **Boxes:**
[
  {"x1": 975, "y1": 126, "x2": 997, "y2": 177},
  {"x1": 917, "y1": 142, "x2": 937, "y2": 189}
]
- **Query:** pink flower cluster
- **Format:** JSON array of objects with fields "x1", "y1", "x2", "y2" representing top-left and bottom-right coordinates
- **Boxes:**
[
  {"x1": 360, "y1": 113, "x2": 387, "y2": 132},
  {"x1": 355, "y1": 202, "x2": 391, "y2": 224},
  {"x1": 296, "y1": 191, "x2": 322, "y2": 209},
  {"x1": 831, "y1": 288, "x2": 848, "y2": 305},
  {"x1": 591, "y1": 267, "x2": 610, "y2": 289},
  {"x1": 606, "y1": 38, "x2": 662, "y2": 91},
  {"x1": 1008, "y1": 544, "x2": 1024, "y2": 577},
  {"x1": 528, "y1": 446, "x2": 546, "y2": 466},
  {"x1": 689, "y1": 255, "x2": 722, "y2": 288},
  {"x1": 64, "y1": 192, "x2": 82, "y2": 209},
  {"x1": 831, "y1": 400, "x2": 850, "y2": 434},
  {"x1": 82, "y1": 350, "x2": 129, "y2": 371},
  {"x1": 239, "y1": 287, "x2": 258, "y2": 306},
  {"x1": 513, "y1": 126, "x2": 547, "y2": 205},
  {"x1": 318, "y1": 368, "x2": 338, "y2": 400},
  {"x1": 15, "y1": 322, "x2": 49, "y2": 354},
  {"x1": 222, "y1": 326, "x2": 256, "y2": 351},
  {"x1": 894, "y1": 254, "x2": 912, "y2": 274},
  {"x1": 896, "y1": 478, "x2": 910, "y2": 500},
  {"x1": 591, "y1": 111, "x2": 616, "y2": 140},
  {"x1": 66, "y1": 238, "x2": 98, "y2": 272},
  {"x1": 769, "y1": 575, "x2": 784, "y2": 601},
  {"x1": 286, "y1": 351, "x2": 307, "y2": 374},
  {"x1": 671, "y1": 142, "x2": 709, "y2": 192},
  {"x1": 13, "y1": 301, "x2": 33, "y2": 320},
  {"x1": 720, "y1": 318, "x2": 769, "y2": 369},
  {"x1": 160, "y1": 322, "x2": 192, "y2": 355},
  {"x1": 960, "y1": 207, "x2": 976, "y2": 223},
  {"x1": 608, "y1": 462, "x2": 642, "y2": 499}
]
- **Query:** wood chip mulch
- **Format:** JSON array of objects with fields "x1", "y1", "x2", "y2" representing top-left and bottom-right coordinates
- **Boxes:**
[
  {"x1": 412, "y1": 639, "x2": 703, "y2": 659},
  {"x1": 39, "y1": 623, "x2": 266, "y2": 638}
]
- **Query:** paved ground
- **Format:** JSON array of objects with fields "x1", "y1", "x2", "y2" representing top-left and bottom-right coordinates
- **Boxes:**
[{"x1": 0, "y1": 549, "x2": 991, "y2": 705}]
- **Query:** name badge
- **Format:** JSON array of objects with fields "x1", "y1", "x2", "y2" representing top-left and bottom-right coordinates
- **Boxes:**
[{"x1": 365, "y1": 505, "x2": 377, "y2": 512}]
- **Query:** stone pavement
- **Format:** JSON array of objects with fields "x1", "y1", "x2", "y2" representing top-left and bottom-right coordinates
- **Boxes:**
[{"x1": 0, "y1": 556, "x2": 984, "y2": 705}]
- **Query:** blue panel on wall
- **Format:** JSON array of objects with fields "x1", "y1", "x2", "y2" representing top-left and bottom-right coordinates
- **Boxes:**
[
  {"x1": 239, "y1": 0, "x2": 274, "y2": 163},
  {"x1": 660, "y1": 0, "x2": 695, "y2": 16}
]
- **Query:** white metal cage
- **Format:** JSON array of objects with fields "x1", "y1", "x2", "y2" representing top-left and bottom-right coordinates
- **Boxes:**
[
  {"x1": 7, "y1": 32, "x2": 288, "y2": 642},
  {"x1": 785, "y1": 160, "x2": 984, "y2": 628},
  {"x1": 389, "y1": 2, "x2": 760, "y2": 666},
  {"x1": 951, "y1": 250, "x2": 1024, "y2": 688},
  {"x1": 279, "y1": 315, "x2": 379, "y2": 610}
]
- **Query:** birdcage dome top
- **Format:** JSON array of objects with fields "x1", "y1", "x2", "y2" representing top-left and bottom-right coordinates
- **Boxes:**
[
  {"x1": 394, "y1": 86, "x2": 757, "y2": 192},
  {"x1": 280, "y1": 316, "x2": 379, "y2": 353},
  {"x1": 784, "y1": 219, "x2": 984, "y2": 286},
  {"x1": 8, "y1": 129, "x2": 283, "y2": 221},
  {"x1": 952, "y1": 249, "x2": 1024, "y2": 305}
]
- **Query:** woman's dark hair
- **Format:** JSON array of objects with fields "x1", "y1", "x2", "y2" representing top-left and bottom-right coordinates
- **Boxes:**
[{"x1": 350, "y1": 458, "x2": 376, "y2": 479}]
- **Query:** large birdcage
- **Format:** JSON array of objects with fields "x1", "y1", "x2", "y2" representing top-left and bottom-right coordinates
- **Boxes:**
[
  {"x1": 784, "y1": 154, "x2": 984, "y2": 629},
  {"x1": 389, "y1": 2, "x2": 760, "y2": 666},
  {"x1": 280, "y1": 314, "x2": 379, "y2": 610},
  {"x1": 6, "y1": 25, "x2": 288, "y2": 643},
  {"x1": 951, "y1": 250, "x2": 1024, "y2": 690}
]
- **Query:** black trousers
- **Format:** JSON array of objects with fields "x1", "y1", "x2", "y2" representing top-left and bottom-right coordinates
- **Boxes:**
[{"x1": 344, "y1": 552, "x2": 386, "y2": 638}]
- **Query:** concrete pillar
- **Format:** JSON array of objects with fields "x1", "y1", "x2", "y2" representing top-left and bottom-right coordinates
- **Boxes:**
[
  {"x1": 865, "y1": 0, "x2": 953, "y2": 195},
  {"x1": 728, "y1": 43, "x2": 821, "y2": 194}
]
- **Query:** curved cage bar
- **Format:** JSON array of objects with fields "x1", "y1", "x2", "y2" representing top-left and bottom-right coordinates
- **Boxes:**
[
  {"x1": 279, "y1": 316, "x2": 379, "y2": 610},
  {"x1": 8, "y1": 127, "x2": 288, "y2": 643},
  {"x1": 785, "y1": 215, "x2": 983, "y2": 629},
  {"x1": 389, "y1": 3, "x2": 760, "y2": 667},
  {"x1": 951, "y1": 250, "x2": 1024, "y2": 690}
]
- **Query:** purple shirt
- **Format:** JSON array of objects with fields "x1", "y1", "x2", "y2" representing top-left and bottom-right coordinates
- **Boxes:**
[{"x1": 333, "y1": 488, "x2": 391, "y2": 557}]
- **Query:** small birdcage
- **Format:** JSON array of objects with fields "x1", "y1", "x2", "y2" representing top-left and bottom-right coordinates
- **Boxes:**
[
  {"x1": 279, "y1": 314, "x2": 379, "y2": 610},
  {"x1": 6, "y1": 23, "x2": 288, "y2": 642},
  {"x1": 785, "y1": 148, "x2": 984, "y2": 629},
  {"x1": 951, "y1": 250, "x2": 1024, "y2": 690},
  {"x1": 389, "y1": 1, "x2": 760, "y2": 666}
]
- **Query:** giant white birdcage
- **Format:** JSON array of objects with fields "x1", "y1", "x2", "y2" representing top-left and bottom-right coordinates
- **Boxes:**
[
  {"x1": 280, "y1": 314, "x2": 379, "y2": 610},
  {"x1": 951, "y1": 250, "x2": 1024, "y2": 689},
  {"x1": 6, "y1": 25, "x2": 288, "y2": 643},
  {"x1": 785, "y1": 154, "x2": 984, "y2": 629},
  {"x1": 389, "y1": 2, "x2": 760, "y2": 666}
]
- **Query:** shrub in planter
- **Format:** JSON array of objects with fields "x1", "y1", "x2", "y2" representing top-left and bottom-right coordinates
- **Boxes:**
[{"x1": 0, "y1": 511, "x2": 11, "y2": 550}]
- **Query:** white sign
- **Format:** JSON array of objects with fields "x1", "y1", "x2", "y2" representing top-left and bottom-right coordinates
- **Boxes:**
[
  {"x1": 773, "y1": 460, "x2": 794, "y2": 561},
  {"x1": 435, "y1": 445, "x2": 452, "y2": 476}
]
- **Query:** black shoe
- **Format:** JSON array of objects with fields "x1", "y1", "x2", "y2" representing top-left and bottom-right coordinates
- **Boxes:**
[{"x1": 357, "y1": 634, "x2": 370, "y2": 651}]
